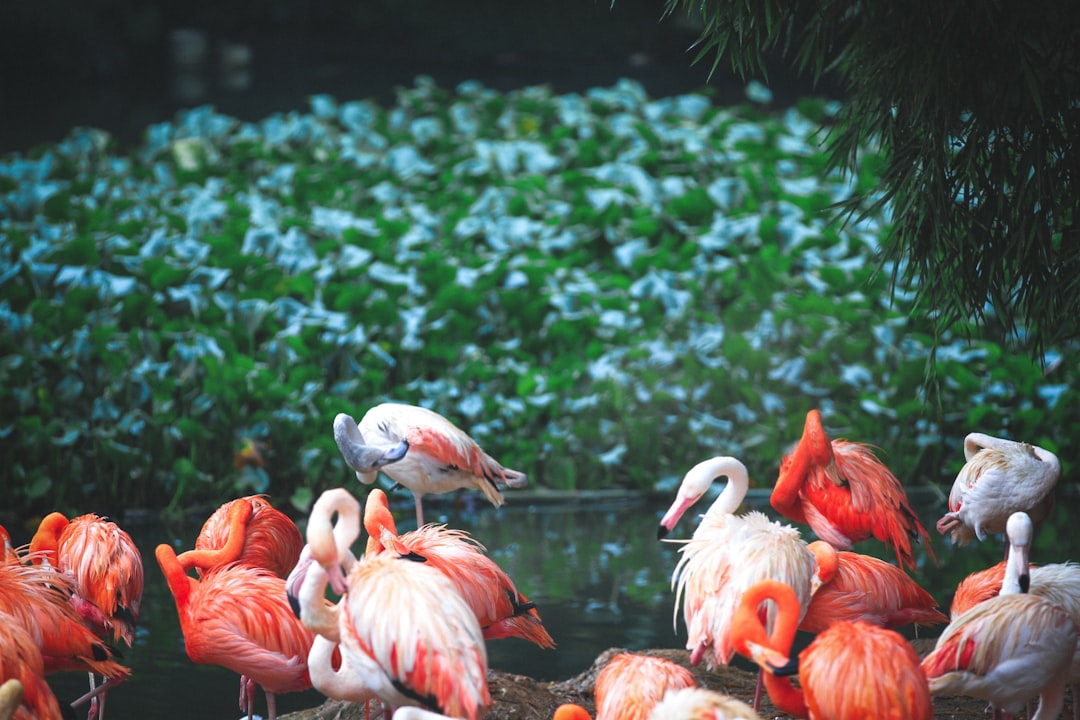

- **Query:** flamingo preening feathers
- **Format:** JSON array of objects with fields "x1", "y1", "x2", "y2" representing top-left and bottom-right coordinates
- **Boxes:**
[
  {"x1": 772, "y1": 409, "x2": 933, "y2": 571},
  {"x1": 179, "y1": 494, "x2": 303, "y2": 579},
  {"x1": 922, "y1": 511, "x2": 1078, "y2": 719},
  {"x1": 303, "y1": 487, "x2": 491, "y2": 719},
  {"x1": 936, "y1": 432, "x2": 1061, "y2": 546},
  {"x1": 334, "y1": 403, "x2": 528, "y2": 526},
  {"x1": 732, "y1": 579, "x2": 933, "y2": 720}
]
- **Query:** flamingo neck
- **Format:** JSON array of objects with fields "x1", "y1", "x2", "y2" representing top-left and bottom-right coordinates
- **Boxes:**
[
  {"x1": 29, "y1": 512, "x2": 69, "y2": 565},
  {"x1": 154, "y1": 544, "x2": 197, "y2": 614},
  {"x1": 307, "y1": 489, "x2": 360, "y2": 568},
  {"x1": 1002, "y1": 512, "x2": 1033, "y2": 595},
  {"x1": 764, "y1": 672, "x2": 810, "y2": 718},
  {"x1": 299, "y1": 561, "x2": 341, "y2": 641},
  {"x1": 178, "y1": 500, "x2": 253, "y2": 572},
  {"x1": 806, "y1": 541, "x2": 839, "y2": 586},
  {"x1": 362, "y1": 489, "x2": 399, "y2": 554},
  {"x1": 692, "y1": 456, "x2": 750, "y2": 517}
]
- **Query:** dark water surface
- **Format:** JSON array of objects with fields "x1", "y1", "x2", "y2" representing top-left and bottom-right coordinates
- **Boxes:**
[{"x1": 41, "y1": 485, "x2": 1080, "y2": 719}]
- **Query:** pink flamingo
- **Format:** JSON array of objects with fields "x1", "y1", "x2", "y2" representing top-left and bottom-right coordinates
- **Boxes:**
[
  {"x1": 659, "y1": 456, "x2": 818, "y2": 712},
  {"x1": 155, "y1": 541, "x2": 314, "y2": 720},
  {"x1": 179, "y1": 494, "x2": 303, "y2": 578},
  {"x1": 363, "y1": 487, "x2": 554, "y2": 648},
  {"x1": 800, "y1": 540, "x2": 946, "y2": 634},
  {"x1": 922, "y1": 512, "x2": 1077, "y2": 719},
  {"x1": 590, "y1": 652, "x2": 697, "y2": 720},
  {"x1": 732, "y1": 579, "x2": 932, "y2": 719},
  {"x1": 771, "y1": 409, "x2": 934, "y2": 572},
  {"x1": 305, "y1": 487, "x2": 491, "y2": 719},
  {"x1": 334, "y1": 403, "x2": 527, "y2": 526},
  {"x1": 937, "y1": 432, "x2": 1060, "y2": 546}
]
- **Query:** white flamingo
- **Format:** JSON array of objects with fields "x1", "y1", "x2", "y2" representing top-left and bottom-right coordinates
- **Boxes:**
[
  {"x1": 937, "y1": 433, "x2": 1060, "y2": 546},
  {"x1": 334, "y1": 403, "x2": 527, "y2": 526}
]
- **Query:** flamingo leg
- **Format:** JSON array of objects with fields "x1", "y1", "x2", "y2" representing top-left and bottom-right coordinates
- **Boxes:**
[
  {"x1": 413, "y1": 493, "x2": 425, "y2": 528},
  {"x1": 265, "y1": 690, "x2": 277, "y2": 720},
  {"x1": 70, "y1": 676, "x2": 123, "y2": 718},
  {"x1": 238, "y1": 675, "x2": 256, "y2": 719}
]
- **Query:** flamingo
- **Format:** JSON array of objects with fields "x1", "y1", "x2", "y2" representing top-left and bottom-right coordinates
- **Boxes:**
[
  {"x1": 937, "y1": 432, "x2": 1060, "y2": 546},
  {"x1": 334, "y1": 403, "x2": 528, "y2": 526},
  {"x1": 732, "y1": 579, "x2": 932, "y2": 719},
  {"x1": 0, "y1": 621, "x2": 65, "y2": 720},
  {"x1": 771, "y1": 409, "x2": 934, "y2": 572},
  {"x1": 950, "y1": 511, "x2": 1080, "y2": 719},
  {"x1": 647, "y1": 687, "x2": 762, "y2": 720},
  {"x1": 659, "y1": 457, "x2": 818, "y2": 712},
  {"x1": 591, "y1": 652, "x2": 697, "y2": 720},
  {"x1": 29, "y1": 512, "x2": 143, "y2": 648},
  {"x1": 363, "y1": 487, "x2": 555, "y2": 648},
  {"x1": 155, "y1": 542, "x2": 315, "y2": 720},
  {"x1": 305, "y1": 487, "x2": 492, "y2": 719},
  {"x1": 800, "y1": 540, "x2": 946, "y2": 634},
  {"x1": 921, "y1": 512, "x2": 1077, "y2": 720},
  {"x1": 0, "y1": 554, "x2": 130, "y2": 682},
  {"x1": 179, "y1": 494, "x2": 303, "y2": 578},
  {"x1": 29, "y1": 512, "x2": 143, "y2": 719}
]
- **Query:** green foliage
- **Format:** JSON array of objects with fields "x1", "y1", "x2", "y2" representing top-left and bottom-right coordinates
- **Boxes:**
[
  {"x1": 664, "y1": 0, "x2": 1080, "y2": 358},
  {"x1": 0, "y1": 79, "x2": 1076, "y2": 520}
]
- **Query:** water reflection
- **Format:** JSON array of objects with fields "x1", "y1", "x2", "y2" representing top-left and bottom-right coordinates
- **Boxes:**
[{"x1": 43, "y1": 486, "x2": 1080, "y2": 717}]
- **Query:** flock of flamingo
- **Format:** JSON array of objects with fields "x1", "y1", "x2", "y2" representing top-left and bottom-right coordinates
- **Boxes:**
[{"x1": 0, "y1": 403, "x2": 1071, "y2": 720}]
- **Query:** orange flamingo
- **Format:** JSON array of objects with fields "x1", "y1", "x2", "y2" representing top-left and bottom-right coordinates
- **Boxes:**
[
  {"x1": 922, "y1": 512, "x2": 1077, "y2": 720},
  {"x1": 937, "y1": 432, "x2": 1060, "y2": 546},
  {"x1": 646, "y1": 687, "x2": 761, "y2": 720},
  {"x1": 306, "y1": 487, "x2": 491, "y2": 719},
  {"x1": 0, "y1": 555, "x2": 130, "y2": 682},
  {"x1": 800, "y1": 540, "x2": 946, "y2": 634},
  {"x1": 732, "y1": 579, "x2": 932, "y2": 719},
  {"x1": 155, "y1": 541, "x2": 314, "y2": 720},
  {"x1": 591, "y1": 652, "x2": 697, "y2": 720},
  {"x1": 660, "y1": 457, "x2": 818, "y2": 711},
  {"x1": 363, "y1": 487, "x2": 554, "y2": 648},
  {"x1": 537, "y1": 654, "x2": 699, "y2": 720},
  {"x1": 334, "y1": 403, "x2": 528, "y2": 526},
  {"x1": 179, "y1": 494, "x2": 303, "y2": 578},
  {"x1": 29, "y1": 512, "x2": 143, "y2": 648},
  {"x1": 0, "y1": 621, "x2": 65, "y2": 720},
  {"x1": 771, "y1": 409, "x2": 933, "y2": 572}
]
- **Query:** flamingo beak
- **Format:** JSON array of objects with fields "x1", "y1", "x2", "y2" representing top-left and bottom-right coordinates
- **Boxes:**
[
  {"x1": 658, "y1": 495, "x2": 697, "y2": 540},
  {"x1": 334, "y1": 413, "x2": 409, "y2": 472}
]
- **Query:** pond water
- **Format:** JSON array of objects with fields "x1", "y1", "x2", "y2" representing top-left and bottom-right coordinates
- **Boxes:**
[{"x1": 42, "y1": 484, "x2": 1080, "y2": 719}]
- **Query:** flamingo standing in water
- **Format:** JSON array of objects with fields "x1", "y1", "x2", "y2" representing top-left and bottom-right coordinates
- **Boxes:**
[
  {"x1": 771, "y1": 409, "x2": 933, "y2": 572},
  {"x1": 646, "y1": 688, "x2": 761, "y2": 720},
  {"x1": 937, "y1": 432, "x2": 1060, "y2": 546},
  {"x1": 305, "y1": 487, "x2": 491, "y2": 719},
  {"x1": 363, "y1": 487, "x2": 554, "y2": 648},
  {"x1": 155, "y1": 540, "x2": 314, "y2": 720},
  {"x1": 659, "y1": 457, "x2": 818, "y2": 711},
  {"x1": 554, "y1": 652, "x2": 697, "y2": 720},
  {"x1": 334, "y1": 403, "x2": 528, "y2": 526},
  {"x1": 732, "y1": 579, "x2": 932, "y2": 719},
  {"x1": 922, "y1": 511, "x2": 1077, "y2": 719},
  {"x1": 179, "y1": 494, "x2": 303, "y2": 578},
  {"x1": 800, "y1": 540, "x2": 946, "y2": 634}
]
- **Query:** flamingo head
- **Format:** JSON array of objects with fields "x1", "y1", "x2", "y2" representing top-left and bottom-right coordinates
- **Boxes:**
[
  {"x1": 1005, "y1": 511, "x2": 1033, "y2": 593},
  {"x1": 284, "y1": 546, "x2": 314, "y2": 618},
  {"x1": 806, "y1": 540, "x2": 838, "y2": 591},
  {"x1": 333, "y1": 413, "x2": 409, "y2": 474}
]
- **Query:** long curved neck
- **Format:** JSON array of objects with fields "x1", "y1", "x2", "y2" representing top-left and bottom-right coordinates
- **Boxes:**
[
  {"x1": 307, "y1": 489, "x2": 361, "y2": 567},
  {"x1": 732, "y1": 579, "x2": 808, "y2": 717},
  {"x1": 695, "y1": 456, "x2": 750, "y2": 516},
  {"x1": 773, "y1": 410, "x2": 834, "y2": 510},
  {"x1": 806, "y1": 540, "x2": 839, "y2": 586},
  {"x1": 1002, "y1": 513, "x2": 1032, "y2": 595},
  {"x1": 363, "y1": 488, "x2": 399, "y2": 556},
  {"x1": 29, "y1": 512, "x2": 69, "y2": 565},
  {"x1": 299, "y1": 561, "x2": 341, "y2": 642},
  {"x1": 178, "y1": 500, "x2": 253, "y2": 572},
  {"x1": 155, "y1": 544, "x2": 197, "y2": 618}
]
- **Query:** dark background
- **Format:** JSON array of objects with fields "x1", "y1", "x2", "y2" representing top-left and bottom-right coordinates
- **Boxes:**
[{"x1": 0, "y1": 0, "x2": 836, "y2": 155}]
